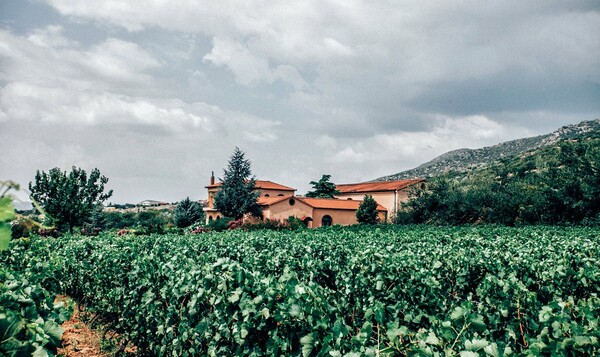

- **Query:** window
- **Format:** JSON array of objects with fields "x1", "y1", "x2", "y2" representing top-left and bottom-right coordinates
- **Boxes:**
[
  {"x1": 216, "y1": 215, "x2": 221, "y2": 220},
  {"x1": 277, "y1": 194, "x2": 284, "y2": 196},
  {"x1": 347, "y1": 198, "x2": 353, "y2": 200},
  {"x1": 209, "y1": 216, "x2": 214, "y2": 222},
  {"x1": 264, "y1": 194, "x2": 270, "y2": 197},
  {"x1": 322, "y1": 215, "x2": 332, "y2": 227},
  {"x1": 289, "y1": 198, "x2": 295, "y2": 206}
]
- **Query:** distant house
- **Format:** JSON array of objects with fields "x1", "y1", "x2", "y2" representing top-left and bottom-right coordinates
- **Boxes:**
[
  {"x1": 138, "y1": 199, "x2": 169, "y2": 207},
  {"x1": 335, "y1": 179, "x2": 425, "y2": 219},
  {"x1": 203, "y1": 174, "x2": 387, "y2": 227}
]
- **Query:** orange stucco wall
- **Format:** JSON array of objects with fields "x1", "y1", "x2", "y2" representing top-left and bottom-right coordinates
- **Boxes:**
[
  {"x1": 336, "y1": 190, "x2": 411, "y2": 219},
  {"x1": 205, "y1": 210, "x2": 223, "y2": 224},
  {"x1": 311, "y1": 208, "x2": 387, "y2": 227},
  {"x1": 262, "y1": 198, "x2": 387, "y2": 228},
  {"x1": 262, "y1": 198, "x2": 314, "y2": 223},
  {"x1": 312, "y1": 209, "x2": 356, "y2": 227}
]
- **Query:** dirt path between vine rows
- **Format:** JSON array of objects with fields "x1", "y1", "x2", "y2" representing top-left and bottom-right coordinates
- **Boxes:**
[{"x1": 57, "y1": 299, "x2": 107, "y2": 357}]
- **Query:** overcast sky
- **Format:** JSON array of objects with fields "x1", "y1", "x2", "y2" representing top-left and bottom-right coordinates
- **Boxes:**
[{"x1": 1, "y1": 1, "x2": 599, "y2": 203}]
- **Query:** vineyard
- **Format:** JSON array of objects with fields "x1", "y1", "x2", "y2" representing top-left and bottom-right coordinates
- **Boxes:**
[{"x1": 2, "y1": 226, "x2": 600, "y2": 356}]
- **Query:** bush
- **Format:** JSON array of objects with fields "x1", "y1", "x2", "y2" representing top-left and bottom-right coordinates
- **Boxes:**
[
  {"x1": 173, "y1": 197, "x2": 204, "y2": 228},
  {"x1": 103, "y1": 211, "x2": 137, "y2": 230},
  {"x1": 356, "y1": 194, "x2": 380, "y2": 224},
  {"x1": 208, "y1": 217, "x2": 232, "y2": 232},
  {"x1": 185, "y1": 221, "x2": 207, "y2": 234}
]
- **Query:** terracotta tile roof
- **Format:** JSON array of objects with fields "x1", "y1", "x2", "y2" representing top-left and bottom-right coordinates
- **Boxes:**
[
  {"x1": 257, "y1": 195, "x2": 294, "y2": 206},
  {"x1": 207, "y1": 180, "x2": 296, "y2": 191},
  {"x1": 297, "y1": 197, "x2": 386, "y2": 211},
  {"x1": 336, "y1": 179, "x2": 424, "y2": 193}
]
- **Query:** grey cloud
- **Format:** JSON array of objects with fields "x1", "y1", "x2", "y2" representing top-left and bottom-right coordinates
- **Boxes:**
[{"x1": 1, "y1": 1, "x2": 599, "y2": 203}]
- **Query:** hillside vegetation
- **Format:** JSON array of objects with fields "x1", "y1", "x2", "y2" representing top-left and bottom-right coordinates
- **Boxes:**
[
  {"x1": 3, "y1": 226, "x2": 599, "y2": 355},
  {"x1": 396, "y1": 136, "x2": 600, "y2": 225},
  {"x1": 378, "y1": 119, "x2": 600, "y2": 181}
]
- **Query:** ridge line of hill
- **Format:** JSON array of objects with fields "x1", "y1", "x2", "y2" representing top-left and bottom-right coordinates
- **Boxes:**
[{"x1": 374, "y1": 118, "x2": 600, "y2": 181}]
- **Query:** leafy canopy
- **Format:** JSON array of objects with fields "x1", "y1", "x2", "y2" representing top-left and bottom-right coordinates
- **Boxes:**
[
  {"x1": 305, "y1": 174, "x2": 340, "y2": 198},
  {"x1": 214, "y1": 147, "x2": 261, "y2": 219},
  {"x1": 356, "y1": 194, "x2": 380, "y2": 224},
  {"x1": 0, "y1": 180, "x2": 18, "y2": 250},
  {"x1": 174, "y1": 197, "x2": 204, "y2": 228},
  {"x1": 396, "y1": 138, "x2": 600, "y2": 226},
  {"x1": 29, "y1": 166, "x2": 113, "y2": 232}
]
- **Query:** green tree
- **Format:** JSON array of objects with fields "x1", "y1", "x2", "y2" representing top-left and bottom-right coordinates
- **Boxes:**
[
  {"x1": 173, "y1": 197, "x2": 204, "y2": 228},
  {"x1": 136, "y1": 210, "x2": 169, "y2": 234},
  {"x1": 29, "y1": 167, "x2": 113, "y2": 233},
  {"x1": 0, "y1": 180, "x2": 18, "y2": 250},
  {"x1": 214, "y1": 147, "x2": 261, "y2": 220},
  {"x1": 356, "y1": 194, "x2": 380, "y2": 224},
  {"x1": 103, "y1": 211, "x2": 137, "y2": 229},
  {"x1": 305, "y1": 174, "x2": 340, "y2": 198}
]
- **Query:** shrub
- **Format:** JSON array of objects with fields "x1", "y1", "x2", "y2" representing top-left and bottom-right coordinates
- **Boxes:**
[
  {"x1": 173, "y1": 197, "x2": 204, "y2": 228},
  {"x1": 208, "y1": 217, "x2": 232, "y2": 232},
  {"x1": 356, "y1": 194, "x2": 380, "y2": 224}
]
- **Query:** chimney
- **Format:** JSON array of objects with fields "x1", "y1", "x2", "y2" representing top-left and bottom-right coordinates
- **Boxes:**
[{"x1": 210, "y1": 171, "x2": 215, "y2": 185}]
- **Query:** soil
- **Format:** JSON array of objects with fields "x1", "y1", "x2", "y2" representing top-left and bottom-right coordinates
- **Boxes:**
[
  {"x1": 57, "y1": 296, "x2": 137, "y2": 356},
  {"x1": 57, "y1": 297, "x2": 107, "y2": 357}
]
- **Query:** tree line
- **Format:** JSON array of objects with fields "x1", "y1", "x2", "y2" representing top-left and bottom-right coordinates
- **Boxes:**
[
  {"x1": 13, "y1": 147, "x2": 379, "y2": 237},
  {"x1": 19, "y1": 135, "x2": 596, "y2": 238},
  {"x1": 395, "y1": 138, "x2": 599, "y2": 226}
]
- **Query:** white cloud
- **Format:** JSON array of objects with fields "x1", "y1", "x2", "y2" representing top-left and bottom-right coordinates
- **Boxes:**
[
  {"x1": 0, "y1": 29, "x2": 159, "y2": 90},
  {"x1": 203, "y1": 37, "x2": 273, "y2": 86},
  {"x1": 0, "y1": 28, "x2": 280, "y2": 140},
  {"x1": 85, "y1": 38, "x2": 162, "y2": 82},
  {"x1": 26, "y1": 25, "x2": 75, "y2": 48},
  {"x1": 203, "y1": 37, "x2": 307, "y2": 89},
  {"x1": 317, "y1": 115, "x2": 516, "y2": 181},
  {"x1": 40, "y1": 1, "x2": 600, "y2": 116},
  {"x1": 329, "y1": 146, "x2": 368, "y2": 164}
]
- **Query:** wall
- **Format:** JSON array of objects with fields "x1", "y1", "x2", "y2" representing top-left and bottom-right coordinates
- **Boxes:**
[
  {"x1": 264, "y1": 198, "x2": 313, "y2": 221},
  {"x1": 312, "y1": 208, "x2": 356, "y2": 227},
  {"x1": 336, "y1": 189, "x2": 412, "y2": 219}
]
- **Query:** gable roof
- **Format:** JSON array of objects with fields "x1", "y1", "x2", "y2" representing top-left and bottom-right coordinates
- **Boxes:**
[
  {"x1": 336, "y1": 179, "x2": 424, "y2": 193},
  {"x1": 257, "y1": 195, "x2": 294, "y2": 206},
  {"x1": 296, "y1": 197, "x2": 387, "y2": 211},
  {"x1": 207, "y1": 180, "x2": 296, "y2": 191}
]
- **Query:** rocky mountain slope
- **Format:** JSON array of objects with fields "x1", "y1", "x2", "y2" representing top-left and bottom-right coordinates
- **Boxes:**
[{"x1": 375, "y1": 118, "x2": 600, "y2": 181}]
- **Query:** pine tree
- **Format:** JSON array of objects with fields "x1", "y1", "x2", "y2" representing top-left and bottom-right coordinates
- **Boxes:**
[
  {"x1": 174, "y1": 197, "x2": 204, "y2": 228},
  {"x1": 305, "y1": 174, "x2": 340, "y2": 198},
  {"x1": 214, "y1": 148, "x2": 261, "y2": 219},
  {"x1": 356, "y1": 194, "x2": 380, "y2": 224}
]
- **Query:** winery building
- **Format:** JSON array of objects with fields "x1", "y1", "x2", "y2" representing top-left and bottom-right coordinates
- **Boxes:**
[{"x1": 204, "y1": 174, "x2": 421, "y2": 227}]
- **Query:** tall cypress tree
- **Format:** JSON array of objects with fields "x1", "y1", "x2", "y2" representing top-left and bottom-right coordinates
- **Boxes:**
[{"x1": 214, "y1": 148, "x2": 261, "y2": 219}]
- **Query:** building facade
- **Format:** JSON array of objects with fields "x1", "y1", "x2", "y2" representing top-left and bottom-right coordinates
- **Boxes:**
[
  {"x1": 335, "y1": 179, "x2": 425, "y2": 220},
  {"x1": 203, "y1": 174, "x2": 388, "y2": 227}
]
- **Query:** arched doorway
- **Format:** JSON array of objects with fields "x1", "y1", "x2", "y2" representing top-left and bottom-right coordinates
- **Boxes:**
[
  {"x1": 321, "y1": 215, "x2": 332, "y2": 227},
  {"x1": 302, "y1": 217, "x2": 313, "y2": 228}
]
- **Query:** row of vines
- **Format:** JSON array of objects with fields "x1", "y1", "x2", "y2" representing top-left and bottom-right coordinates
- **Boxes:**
[
  {"x1": 3, "y1": 225, "x2": 600, "y2": 356},
  {"x1": 0, "y1": 234, "x2": 72, "y2": 356}
]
